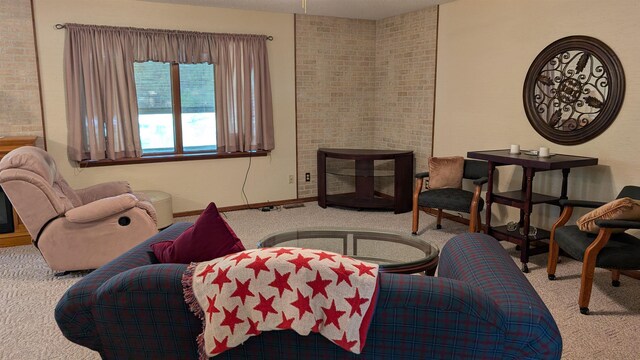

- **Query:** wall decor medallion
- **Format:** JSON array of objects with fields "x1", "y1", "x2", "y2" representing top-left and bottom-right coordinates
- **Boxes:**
[{"x1": 523, "y1": 36, "x2": 625, "y2": 145}]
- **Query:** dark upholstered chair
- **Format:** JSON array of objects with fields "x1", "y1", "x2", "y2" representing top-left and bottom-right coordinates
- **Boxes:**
[
  {"x1": 547, "y1": 185, "x2": 640, "y2": 315},
  {"x1": 412, "y1": 159, "x2": 488, "y2": 234}
]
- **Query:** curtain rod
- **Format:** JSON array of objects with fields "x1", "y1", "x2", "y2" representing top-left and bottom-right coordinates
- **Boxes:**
[{"x1": 54, "y1": 23, "x2": 274, "y2": 41}]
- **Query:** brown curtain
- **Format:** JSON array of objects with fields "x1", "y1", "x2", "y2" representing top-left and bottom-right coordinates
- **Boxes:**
[
  {"x1": 215, "y1": 35, "x2": 274, "y2": 152},
  {"x1": 64, "y1": 25, "x2": 141, "y2": 161},
  {"x1": 63, "y1": 24, "x2": 274, "y2": 161}
]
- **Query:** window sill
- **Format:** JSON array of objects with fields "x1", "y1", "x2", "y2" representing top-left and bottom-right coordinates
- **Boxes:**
[{"x1": 78, "y1": 150, "x2": 269, "y2": 168}]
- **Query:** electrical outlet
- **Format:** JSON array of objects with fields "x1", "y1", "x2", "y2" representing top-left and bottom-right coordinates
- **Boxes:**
[
  {"x1": 289, "y1": 175, "x2": 294, "y2": 184},
  {"x1": 305, "y1": 173, "x2": 311, "y2": 182}
]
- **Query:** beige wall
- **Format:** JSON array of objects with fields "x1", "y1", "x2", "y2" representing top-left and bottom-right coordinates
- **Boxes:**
[
  {"x1": 0, "y1": 0, "x2": 44, "y2": 142},
  {"x1": 32, "y1": 0, "x2": 297, "y2": 212},
  {"x1": 436, "y1": 0, "x2": 640, "y2": 227},
  {"x1": 295, "y1": 8, "x2": 438, "y2": 198}
]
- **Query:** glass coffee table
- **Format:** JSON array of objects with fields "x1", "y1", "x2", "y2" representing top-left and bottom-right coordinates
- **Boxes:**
[{"x1": 257, "y1": 228, "x2": 439, "y2": 275}]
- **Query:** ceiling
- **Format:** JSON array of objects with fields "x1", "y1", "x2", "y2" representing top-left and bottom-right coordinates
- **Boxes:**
[{"x1": 138, "y1": 0, "x2": 456, "y2": 20}]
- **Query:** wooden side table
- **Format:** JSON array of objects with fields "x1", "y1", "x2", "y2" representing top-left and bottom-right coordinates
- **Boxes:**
[
  {"x1": 467, "y1": 149, "x2": 598, "y2": 272},
  {"x1": 0, "y1": 136, "x2": 38, "y2": 247},
  {"x1": 317, "y1": 148, "x2": 414, "y2": 213}
]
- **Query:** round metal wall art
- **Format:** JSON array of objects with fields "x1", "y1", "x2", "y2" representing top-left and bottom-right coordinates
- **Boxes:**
[{"x1": 523, "y1": 35, "x2": 625, "y2": 145}]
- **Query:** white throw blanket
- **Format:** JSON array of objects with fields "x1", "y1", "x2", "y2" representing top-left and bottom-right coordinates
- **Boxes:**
[{"x1": 183, "y1": 247, "x2": 379, "y2": 359}]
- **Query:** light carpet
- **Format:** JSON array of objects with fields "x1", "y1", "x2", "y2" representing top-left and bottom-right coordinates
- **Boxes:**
[{"x1": 0, "y1": 203, "x2": 639, "y2": 359}]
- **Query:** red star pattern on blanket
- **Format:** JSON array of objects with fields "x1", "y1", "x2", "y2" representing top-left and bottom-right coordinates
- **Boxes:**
[
  {"x1": 333, "y1": 332, "x2": 358, "y2": 351},
  {"x1": 345, "y1": 288, "x2": 369, "y2": 317},
  {"x1": 210, "y1": 336, "x2": 230, "y2": 355},
  {"x1": 253, "y1": 293, "x2": 278, "y2": 321},
  {"x1": 245, "y1": 318, "x2": 261, "y2": 336},
  {"x1": 246, "y1": 255, "x2": 271, "y2": 278},
  {"x1": 322, "y1": 300, "x2": 346, "y2": 330},
  {"x1": 268, "y1": 269, "x2": 293, "y2": 297},
  {"x1": 276, "y1": 312, "x2": 295, "y2": 329},
  {"x1": 229, "y1": 251, "x2": 252, "y2": 265},
  {"x1": 287, "y1": 253, "x2": 314, "y2": 273},
  {"x1": 230, "y1": 278, "x2": 255, "y2": 305},
  {"x1": 186, "y1": 247, "x2": 379, "y2": 358},
  {"x1": 306, "y1": 271, "x2": 332, "y2": 299},
  {"x1": 290, "y1": 289, "x2": 313, "y2": 319},
  {"x1": 331, "y1": 263, "x2": 354, "y2": 286},
  {"x1": 197, "y1": 264, "x2": 215, "y2": 283},
  {"x1": 270, "y1": 247, "x2": 294, "y2": 257},
  {"x1": 220, "y1": 306, "x2": 244, "y2": 334},
  {"x1": 211, "y1": 266, "x2": 232, "y2": 291},
  {"x1": 353, "y1": 261, "x2": 376, "y2": 277},
  {"x1": 206, "y1": 295, "x2": 220, "y2": 322},
  {"x1": 314, "y1": 251, "x2": 337, "y2": 262}
]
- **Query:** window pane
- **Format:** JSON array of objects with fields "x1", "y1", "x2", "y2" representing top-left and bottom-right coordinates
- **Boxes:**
[
  {"x1": 134, "y1": 61, "x2": 175, "y2": 154},
  {"x1": 179, "y1": 63, "x2": 217, "y2": 152}
]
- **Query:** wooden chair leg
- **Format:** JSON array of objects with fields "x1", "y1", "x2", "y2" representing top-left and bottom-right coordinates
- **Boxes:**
[
  {"x1": 411, "y1": 179, "x2": 423, "y2": 235},
  {"x1": 578, "y1": 229, "x2": 612, "y2": 315},
  {"x1": 436, "y1": 209, "x2": 443, "y2": 229},
  {"x1": 611, "y1": 269, "x2": 621, "y2": 287},
  {"x1": 547, "y1": 233, "x2": 559, "y2": 280},
  {"x1": 578, "y1": 257, "x2": 597, "y2": 314},
  {"x1": 547, "y1": 206, "x2": 573, "y2": 281},
  {"x1": 411, "y1": 207, "x2": 419, "y2": 235}
]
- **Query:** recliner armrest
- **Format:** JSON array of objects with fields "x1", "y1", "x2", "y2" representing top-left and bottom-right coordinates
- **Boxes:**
[
  {"x1": 75, "y1": 181, "x2": 132, "y2": 204},
  {"x1": 558, "y1": 199, "x2": 606, "y2": 208},
  {"x1": 415, "y1": 171, "x2": 429, "y2": 179},
  {"x1": 65, "y1": 194, "x2": 138, "y2": 223},
  {"x1": 595, "y1": 219, "x2": 640, "y2": 229}
]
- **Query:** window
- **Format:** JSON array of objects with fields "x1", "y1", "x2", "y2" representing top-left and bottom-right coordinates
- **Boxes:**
[{"x1": 134, "y1": 61, "x2": 217, "y2": 155}]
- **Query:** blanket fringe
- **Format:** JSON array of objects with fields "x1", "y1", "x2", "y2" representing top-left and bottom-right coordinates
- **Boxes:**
[
  {"x1": 182, "y1": 262, "x2": 208, "y2": 359},
  {"x1": 182, "y1": 262, "x2": 205, "y2": 321}
]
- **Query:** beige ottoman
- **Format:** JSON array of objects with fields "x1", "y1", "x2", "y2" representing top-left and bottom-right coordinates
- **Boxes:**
[{"x1": 138, "y1": 190, "x2": 173, "y2": 229}]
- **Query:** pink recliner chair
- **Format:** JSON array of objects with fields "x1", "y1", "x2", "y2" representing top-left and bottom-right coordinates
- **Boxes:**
[{"x1": 0, "y1": 146, "x2": 158, "y2": 272}]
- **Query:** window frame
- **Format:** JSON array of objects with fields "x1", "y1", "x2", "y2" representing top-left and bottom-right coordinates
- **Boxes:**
[{"x1": 138, "y1": 62, "x2": 217, "y2": 156}]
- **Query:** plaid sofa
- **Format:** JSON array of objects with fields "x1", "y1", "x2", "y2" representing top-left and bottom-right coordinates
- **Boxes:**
[{"x1": 55, "y1": 223, "x2": 562, "y2": 359}]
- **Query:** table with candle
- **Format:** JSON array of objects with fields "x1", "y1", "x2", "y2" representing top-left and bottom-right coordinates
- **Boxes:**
[{"x1": 467, "y1": 149, "x2": 598, "y2": 272}]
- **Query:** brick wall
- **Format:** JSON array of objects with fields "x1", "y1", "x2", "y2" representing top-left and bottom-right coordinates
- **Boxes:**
[
  {"x1": 374, "y1": 7, "x2": 437, "y2": 175},
  {"x1": 0, "y1": 0, "x2": 44, "y2": 139},
  {"x1": 295, "y1": 15, "x2": 376, "y2": 198},
  {"x1": 295, "y1": 8, "x2": 438, "y2": 198}
]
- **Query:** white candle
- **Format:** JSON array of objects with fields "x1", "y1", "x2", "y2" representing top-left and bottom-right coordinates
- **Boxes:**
[
  {"x1": 539, "y1": 147, "x2": 550, "y2": 157},
  {"x1": 510, "y1": 144, "x2": 520, "y2": 154}
]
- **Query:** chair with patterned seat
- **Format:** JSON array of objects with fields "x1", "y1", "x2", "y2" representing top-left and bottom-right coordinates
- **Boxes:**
[
  {"x1": 547, "y1": 185, "x2": 640, "y2": 315},
  {"x1": 412, "y1": 158, "x2": 489, "y2": 234}
]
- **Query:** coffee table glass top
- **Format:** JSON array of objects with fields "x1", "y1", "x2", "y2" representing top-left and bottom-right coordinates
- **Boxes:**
[{"x1": 257, "y1": 228, "x2": 439, "y2": 274}]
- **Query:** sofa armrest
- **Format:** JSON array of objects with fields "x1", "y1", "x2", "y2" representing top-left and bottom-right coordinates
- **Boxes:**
[
  {"x1": 75, "y1": 181, "x2": 132, "y2": 205},
  {"x1": 54, "y1": 222, "x2": 192, "y2": 352},
  {"x1": 438, "y1": 233, "x2": 562, "y2": 359},
  {"x1": 92, "y1": 263, "x2": 201, "y2": 359}
]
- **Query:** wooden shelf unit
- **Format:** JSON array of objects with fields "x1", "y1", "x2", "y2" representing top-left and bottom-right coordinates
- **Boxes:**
[
  {"x1": 0, "y1": 136, "x2": 37, "y2": 247},
  {"x1": 468, "y1": 149, "x2": 598, "y2": 272},
  {"x1": 317, "y1": 148, "x2": 414, "y2": 214}
]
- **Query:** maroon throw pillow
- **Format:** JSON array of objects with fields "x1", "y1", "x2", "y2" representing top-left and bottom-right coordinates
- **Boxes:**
[{"x1": 151, "y1": 202, "x2": 245, "y2": 263}]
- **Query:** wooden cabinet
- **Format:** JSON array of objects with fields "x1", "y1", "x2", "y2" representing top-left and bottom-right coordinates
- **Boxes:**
[
  {"x1": 0, "y1": 136, "x2": 37, "y2": 247},
  {"x1": 317, "y1": 148, "x2": 414, "y2": 214}
]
